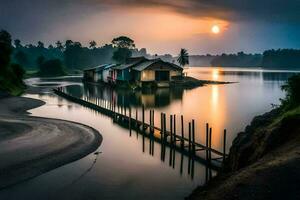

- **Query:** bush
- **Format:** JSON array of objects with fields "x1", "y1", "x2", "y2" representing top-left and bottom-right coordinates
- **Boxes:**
[
  {"x1": 281, "y1": 74, "x2": 300, "y2": 108},
  {"x1": 38, "y1": 59, "x2": 66, "y2": 77}
]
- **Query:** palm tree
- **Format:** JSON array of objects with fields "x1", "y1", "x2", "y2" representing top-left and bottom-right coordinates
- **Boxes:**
[
  {"x1": 89, "y1": 40, "x2": 97, "y2": 49},
  {"x1": 177, "y1": 48, "x2": 189, "y2": 67}
]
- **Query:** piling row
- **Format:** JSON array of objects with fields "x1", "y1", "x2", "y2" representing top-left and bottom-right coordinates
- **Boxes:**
[{"x1": 54, "y1": 87, "x2": 228, "y2": 167}]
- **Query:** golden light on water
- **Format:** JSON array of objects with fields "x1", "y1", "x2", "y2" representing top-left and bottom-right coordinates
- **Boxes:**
[
  {"x1": 212, "y1": 25, "x2": 220, "y2": 34},
  {"x1": 212, "y1": 68, "x2": 220, "y2": 80}
]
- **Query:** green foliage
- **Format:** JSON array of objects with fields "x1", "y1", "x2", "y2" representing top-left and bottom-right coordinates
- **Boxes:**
[
  {"x1": 10, "y1": 35, "x2": 146, "y2": 70},
  {"x1": 38, "y1": 59, "x2": 66, "y2": 77},
  {"x1": 210, "y1": 52, "x2": 262, "y2": 67},
  {"x1": 0, "y1": 30, "x2": 25, "y2": 95},
  {"x1": 14, "y1": 51, "x2": 29, "y2": 67},
  {"x1": 12, "y1": 42, "x2": 63, "y2": 70},
  {"x1": 36, "y1": 55, "x2": 45, "y2": 67},
  {"x1": 281, "y1": 74, "x2": 300, "y2": 108},
  {"x1": 112, "y1": 48, "x2": 132, "y2": 64},
  {"x1": 89, "y1": 40, "x2": 97, "y2": 49},
  {"x1": 262, "y1": 49, "x2": 300, "y2": 69},
  {"x1": 112, "y1": 36, "x2": 135, "y2": 49},
  {"x1": 177, "y1": 48, "x2": 189, "y2": 67},
  {"x1": 0, "y1": 30, "x2": 12, "y2": 70}
]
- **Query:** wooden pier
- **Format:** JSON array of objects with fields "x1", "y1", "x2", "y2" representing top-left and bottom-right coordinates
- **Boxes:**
[{"x1": 54, "y1": 87, "x2": 228, "y2": 170}]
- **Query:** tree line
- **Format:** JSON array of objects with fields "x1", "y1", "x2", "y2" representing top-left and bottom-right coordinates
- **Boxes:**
[
  {"x1": 210, "y1": 50, "x2": 300, "y2": 69},
  {"x1": 12, "y1": 36, "x2": 149, "y2": 71},
  {"x1": 0, "y1": 30, "x2": 25, "y2": 95}
]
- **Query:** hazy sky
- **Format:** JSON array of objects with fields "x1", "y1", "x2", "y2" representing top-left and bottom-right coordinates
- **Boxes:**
[{"x1": 1, "y1": 0, "x2": 299, "y2": 55}]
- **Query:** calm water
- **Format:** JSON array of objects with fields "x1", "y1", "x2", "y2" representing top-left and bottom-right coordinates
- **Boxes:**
[{"x1": 0, "y1": 67, "x2": 298, "y2": 200}]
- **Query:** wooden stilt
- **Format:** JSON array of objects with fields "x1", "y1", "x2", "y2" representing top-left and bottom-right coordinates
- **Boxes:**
[
  {"x1": 173, "y1": 114, "x2": 176, "y2": 145},
  {"x1": 206, "y1": 123, "x2": 209, "y2": 160},
  {"x1": 181, "y1": 115, "x2": 184, "y2": 149},
  {"x1": 192, "y1": 120, "x2": 195, "y2": 155},
  {"x1": 209, "y1": 127, "x2": 212, "y2": 163},
  {"x1": 129, "y1": 107, "x2": 132, "y2": 135},
  {"x1": 160, "y1": 113, "x2": 163, "y2": 141},
  {"x1": 170, "y1": 115, "x2": 173, "y2": 144},
  {"x1": 149, "y1": 110, "x2": 152, "y2": 133},
  {"x1": 142, "y1": 105, "x2": 145, "y2": 130},
  {"x1": 188, "y1": 122, "x2": 191, "y2": 153},
  {"x1": 136, "y1": 109, "x2": 138, "y2": 127},
  {"x1": 223, "y1": 129, "x2": 227, "y2": 163}
]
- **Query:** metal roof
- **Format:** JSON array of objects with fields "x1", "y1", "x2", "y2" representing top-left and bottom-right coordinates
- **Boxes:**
[
  {"x1": 84, "y1": 64, "x2": 116, "y2": 72},
  {"x1": 132, "y1": 59, "x2": 183, "y2": 71},
  {"x1": 112, "y1": 60, "x2": 143, "y2": 70},
  {"x1": 83, "y1": 64, "x2": 108, "y2": 72}
]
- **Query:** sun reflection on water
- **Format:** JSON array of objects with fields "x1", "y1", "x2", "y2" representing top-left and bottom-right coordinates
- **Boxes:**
[{"x1": 212, "y1": 69, "x2": 220, "y2": 81}]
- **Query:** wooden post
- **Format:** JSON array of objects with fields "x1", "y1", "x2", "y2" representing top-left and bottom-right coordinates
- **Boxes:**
[
  {"x1": 151, "y1": 110, "x2": 154, "y2": 134},
  {"x1": 163, "y1": 113, "x2": 166, "y2": 141},
  {"x1": 114, "y1": 102, "x2": 116, "y2": 120},
  {"x1": 188, "y1": 122, "x2": 191, "y2": 153},
  {"x1": 149, "y1": 110, "x2": 152, "y2": 133},
  {"x1": 160, "y1": 113, "x2": 163, "y2": 140},
  {"x1": 135, "y1": 109, "x2": 138, "y2": 127},
  {"x1": 181, "y1": 115, "x2": 184, "y2": 149},
  {"x1": 192, "y1": 120, "x2": 195, "y2": 155},
  {"x1": 129, "y1": 107, "x2": 132, "y2": 135},
  {"x1": 206, "y1": 123, "x2": 209, "y2": 160},
  {"x1": 209, "y1": 127, "x2": 212, "y2": 163},
  {"x1": 142, "y1": 105, "x2": 145, "y2": 130},
  {"x1": 173, "y1": 114, "x2": 176, "y2": 145},
  {"x1": 223, "y1": 129, "x2": 227, "y2": 163},
  {"x1": 170, "y1": 115, "x2": 173, "y2": 145}
]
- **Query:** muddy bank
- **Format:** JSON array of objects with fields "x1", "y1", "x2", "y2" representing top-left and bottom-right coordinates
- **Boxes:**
[
  {"x1": 0, "y1": 96, "x2": 102, "y2": 189},
  {"x1": 188, "y1": 107, "x2": 300, "y2": 200}
]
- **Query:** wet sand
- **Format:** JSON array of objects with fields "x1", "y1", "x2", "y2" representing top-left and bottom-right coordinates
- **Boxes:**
[{"x1": 0, "y1": 96, "x2": 102, "y2": 189}]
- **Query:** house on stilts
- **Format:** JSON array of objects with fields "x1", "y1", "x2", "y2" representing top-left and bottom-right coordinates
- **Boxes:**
[{"x1": 83, "y1": 57, "x2": 183, "y2": 88}]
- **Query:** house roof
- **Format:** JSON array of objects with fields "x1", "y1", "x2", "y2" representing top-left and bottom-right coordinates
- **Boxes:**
[
  {"x1": 84, "y1": 64, "x2": 116, "y2": 72},
  {"x1": 113, "y1": 57, "x2": 149, "y2": 70},
  {"x1": 84, "y1": 64, "x2": 108, "y2": 72},
  {"x1": 125, "y1": 56, "x2": 147, "y2": 64},
  {"x1": 103, "y1": 64, "x2": 116, "y2": 70},
  {"x1": 132, "y1": 59, "x2": 183, "y2": 71}
]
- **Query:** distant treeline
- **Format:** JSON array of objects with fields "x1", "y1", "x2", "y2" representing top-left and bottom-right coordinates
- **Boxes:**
[
  {"x1": 210, "y1": 52, "x2": 262, "y2": 67},
  {"x1": 12, "y1": 40, "x2": 150, "y2": 71},
  {"x1": 210, "y1": 49, "x2": 300, "y2": 69},
  {"x1": 11, "y1": 37, "x2": 300, "y2": 71},
  {"x1": 262, "y1": 49, "x2": 300, "y2": 69}
]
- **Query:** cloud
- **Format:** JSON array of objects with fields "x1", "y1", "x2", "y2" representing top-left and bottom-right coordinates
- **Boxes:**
[{"x1": 89, "y1": 0, "x2": 300, "y2": 23}]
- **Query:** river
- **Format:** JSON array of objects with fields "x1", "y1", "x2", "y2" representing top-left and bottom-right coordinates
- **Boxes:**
[{"x1": 0, "y1": 67, "x2": 298, "y2": 200}]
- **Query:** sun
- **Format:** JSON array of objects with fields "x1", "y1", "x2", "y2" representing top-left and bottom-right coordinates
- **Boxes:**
[{"x1": 211, "y1": 25, "x2": 220, "y2": 34}]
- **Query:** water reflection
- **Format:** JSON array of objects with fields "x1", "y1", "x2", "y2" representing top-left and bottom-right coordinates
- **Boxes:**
[
  {"x1": 2, "y1": 67, "x2": 296, "y2": 199},
  {"x1": 61, "y1": 67, "x2": 298, "y2": 155},
  {"x1": 67, "y1": 83, "x2": 184, "y2": 109},
  {"x1": 189, "y1": 67, "x2": 298, "y2": 82}
]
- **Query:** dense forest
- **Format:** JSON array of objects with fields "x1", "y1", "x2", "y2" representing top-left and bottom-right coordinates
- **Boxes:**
[
  {"x1": 210, "y1": 52, "x2": 262, "y2": 67},
  {"x1": 12, "y1": 37, "x2": 150, "y2": 72},
  {"x1": 0, "y1": 30, "x2": 25, "y2": 95},
  {"x1": 262, "y1": 49, "x2": 300, "y2": 69},
  {"x1": 210, "y1": 49, "x2": 300, "y2": 69}
]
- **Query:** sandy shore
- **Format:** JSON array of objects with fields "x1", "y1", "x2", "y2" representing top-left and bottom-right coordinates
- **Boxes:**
[{"x1": 0, "y1": 96, "x2": 102, "y2": 189}]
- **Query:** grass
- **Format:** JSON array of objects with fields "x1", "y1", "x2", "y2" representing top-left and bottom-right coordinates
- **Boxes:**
[
  {"x1": 271, "y1": 106, "x2": 300, "y2": 126},
  {"x1": 0, "y1": 80, "x2": 25, "y2": 96}
]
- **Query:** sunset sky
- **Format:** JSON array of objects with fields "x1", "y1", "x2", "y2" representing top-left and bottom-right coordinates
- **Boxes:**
[{"x1": 1, "y1": 0, "x2": 299, "y2": 55}]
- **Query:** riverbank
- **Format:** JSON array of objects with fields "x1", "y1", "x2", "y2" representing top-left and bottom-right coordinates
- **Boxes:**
[
  {"x1": 0, "y1": 95, "x2": 102, "y2": 189},
  {"x1": 188, "y1": 106, "x2": 300, "y2": 200}
]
